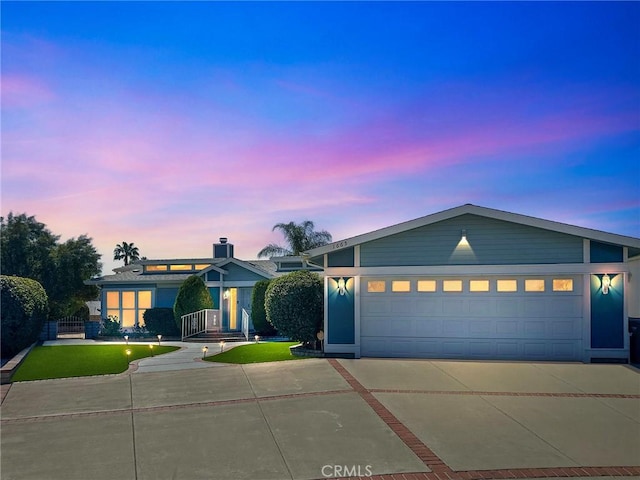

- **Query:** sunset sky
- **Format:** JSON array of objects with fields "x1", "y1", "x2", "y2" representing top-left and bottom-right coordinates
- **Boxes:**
[{"x1": 2, "y1": 1, "x2": 639, "y2": 274}]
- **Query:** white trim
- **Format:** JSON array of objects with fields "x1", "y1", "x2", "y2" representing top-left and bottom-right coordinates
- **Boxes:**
[
  {"x1": 583, "y1": 239, "x2": 590, "y2": 263},
  {"x1": 323, "y1": 263, "x2": 629, "y2": 277},
  {"x1": 306, "y1": 204, "x2": 640, "y2": 257},
  {"x1": 582, "y1": 273, "x2": 591, "y2": 363},
  {"x1": 354, "y1": 245, "x2": 361, "y2": 268}
]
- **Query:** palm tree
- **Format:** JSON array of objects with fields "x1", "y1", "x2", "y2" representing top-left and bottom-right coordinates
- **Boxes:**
[
  {"x1": 257, "y1": 221, "x2": 332, "y2": 258},
  {"x1": 113, "y1": 241, "x2": 140, "y2": 266}
]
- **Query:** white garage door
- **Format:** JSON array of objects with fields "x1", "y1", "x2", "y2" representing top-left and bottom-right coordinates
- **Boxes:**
[{"x1": 360, "y1": 276, "x2": 583, "y2": 361}]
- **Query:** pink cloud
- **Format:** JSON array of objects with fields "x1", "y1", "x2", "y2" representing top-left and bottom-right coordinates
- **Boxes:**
[{"x1": 1, "y1": 74, "x2": 55, "y2": 108}]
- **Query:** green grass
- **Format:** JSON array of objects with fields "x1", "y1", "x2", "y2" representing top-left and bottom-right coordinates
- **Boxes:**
[
  {"x1": 204, "y1": 341, "x2": 307, "y2": 364},
  {"x1": 11, "y1": 344, "x2": 179, "y2": 382}
]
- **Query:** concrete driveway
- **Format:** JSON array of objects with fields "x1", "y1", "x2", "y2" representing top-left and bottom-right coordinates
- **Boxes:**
[{"x1": 1, "y1": 356, "x2": 639, "y2": 480}]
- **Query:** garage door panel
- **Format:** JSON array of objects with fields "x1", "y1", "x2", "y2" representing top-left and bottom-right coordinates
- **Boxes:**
[{"x1": 360, "y1": 276, "x2": 583, "y2": 361}]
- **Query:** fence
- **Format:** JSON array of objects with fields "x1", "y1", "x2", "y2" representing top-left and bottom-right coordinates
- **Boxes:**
[{"x1": 181, "y1": 309, "x2": 220, "y2": 340}]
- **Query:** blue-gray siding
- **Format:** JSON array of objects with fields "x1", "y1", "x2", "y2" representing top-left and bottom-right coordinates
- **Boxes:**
[
  {"x1": 156, "y1": 287, "x2": 179, "y2": 308},
  {"x1": 224, "y1": 262, "x2": 268, "y2": 282},
  {"x1": 360, "y1": 214, "x2": 584, "y2": 267}
]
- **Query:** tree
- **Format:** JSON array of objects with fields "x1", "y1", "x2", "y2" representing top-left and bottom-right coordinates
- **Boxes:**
[
  {"x1": 113, "y1": 241, "x2": 140, "y2": 266},
  {"x1": 1, "y1": 275, "x2": 49, "y2": 357},
  {"x1": 257, "y1": 220, "x2": 332, "y2": 258},
  {"x1": 173, "y1": 275, "x2": 213, "y2": 328},
  {"x1": 250, "y1": 279, "x2": 276, "y2": 335},
  {"x1": 264, "y1": 270, "x2": 323, "y2": 346},
  {"x1": 0, "y1": 213, "x2": 102, "y2": 320}
]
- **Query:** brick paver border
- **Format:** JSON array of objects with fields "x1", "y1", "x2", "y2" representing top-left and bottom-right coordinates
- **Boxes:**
[{"x1": 327, "y1": 359, "x2": 640, "y2": 480}]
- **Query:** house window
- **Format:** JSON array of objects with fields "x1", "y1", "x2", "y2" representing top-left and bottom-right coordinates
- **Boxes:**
[
  {"x1": 469, "y1": 280, "x2": 489, "y2": 292},
  {"x1": 497, "y1": 279, "x2": 518, "y2": 292},
  {"x1": 104, "y1": 290, "x2": 152, "y2": 328},
  {"x1": 553, "y1": 279, "x2": 573, "y2": 292},
  {"x1": 392, "y1": 281, "x2": 411, "y2": 292},
  {"x1": 195, "y1": 264, "x2": 210, "y2": 270},
  {"x1": 525, "y1": 279, "x2": 545, "y2": 292},
  {"x1": 443, "y1": 280, "x2": 462, "y2": 292},
  {"x1": 169, "y1": 264, "x2": 193, "y2": 271},
  {"x1": 146, "y1": 265, "x2": 167, "y2": 272},
  {"x1": 367, "y1": 280, "x2": 386, "y2": 293},
  {"x1": 417, "y1": 280, "x2": 436, "y2": 292}
]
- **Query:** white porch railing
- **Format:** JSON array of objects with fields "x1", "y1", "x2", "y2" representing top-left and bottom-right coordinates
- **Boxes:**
[
  {"x1": 181, "y1": 309, "x2": 220, "y2": 340},
  {"x1": 241, "y1": 308, "x2": 251, "y2": 341}
]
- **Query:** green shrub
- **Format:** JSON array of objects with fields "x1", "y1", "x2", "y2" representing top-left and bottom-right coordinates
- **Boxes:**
[
  {"x1": 1, "y1": 275, "x2": 49, "y2": 357},
  {"x1": 265, "y1": 270, "x2": 323, "y2": 346},
  {"x1": 173, "y1": 275, "x2": 213, "y2": 328},
  {"x1": 99, "y1": 315, "x2": 122, "y2": 337},
  {"x1": 143, "y1": 308, "x2": 180, "y2": 336},
  {"x1": 250, "y1": 279, "x2": 277, "y2": 335}
]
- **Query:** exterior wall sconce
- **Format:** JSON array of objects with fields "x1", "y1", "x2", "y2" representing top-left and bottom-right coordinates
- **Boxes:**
[
  {"x1": 337, "y1": 277, "x2": 347, "y2": 296},
  {"x1": 223, "y1": 290, "x2": 230, "y2": 300},
  {"x1": 602, "y1": 273, "x2": 611, "y2": 295},
  {"x1": 461, "y1": 229, "x2": 467, "y2": 241},
  {"x1": 202, "y1": 345, "x2": 208, "y2": 359}
]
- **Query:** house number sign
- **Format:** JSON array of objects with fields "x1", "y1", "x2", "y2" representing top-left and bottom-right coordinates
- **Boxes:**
[{"x1": 332, "y1": 241, "x2": 348, "y2": 249}]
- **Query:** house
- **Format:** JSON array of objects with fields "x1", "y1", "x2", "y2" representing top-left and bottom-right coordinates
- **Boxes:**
[
  {"x1": 306, "y1": 204, "x2": 640, "y2": 363},
  {"x1": 87, "y1": 238, "x2": 317, "y2": 334}
]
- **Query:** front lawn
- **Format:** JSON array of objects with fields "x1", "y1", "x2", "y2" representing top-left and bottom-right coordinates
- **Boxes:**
[
  {"x1": 11, "y1": 344, "x2": 179, "y2": 382},
  {"x1": 204, "y1": 341, "x2": 307, "y2": 364}
]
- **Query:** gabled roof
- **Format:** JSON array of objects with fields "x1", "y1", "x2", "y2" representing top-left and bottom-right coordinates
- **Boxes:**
[
  {"x1": 305, "y1": 204, "x2": 640, "y2": 257},
  {"x1": 87, "y1": 257, "x2": 278, "y2": 285},
  {"x1": 211, "y1": 257, "x2": 276, "y2": 279}
]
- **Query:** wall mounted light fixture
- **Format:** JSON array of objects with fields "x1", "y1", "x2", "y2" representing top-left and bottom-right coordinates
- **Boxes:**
[
  {"x1": 602, "y1": 273, "x2": 611, "y2": 295},
  {"x1": 337, "y1": 277, "x2": 346, "y2": 296},
  {"x1": 223, "y1": 289, "x2": 230, "y2": 300},
  {"x1": 461, "y1": 229, "x2": 467, "y2": 241}
]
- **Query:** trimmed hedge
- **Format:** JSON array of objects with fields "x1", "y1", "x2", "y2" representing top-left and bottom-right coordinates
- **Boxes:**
[
  {"x1": 265, "y1": 270, "x2": 323, "y2": 346},
  {"x1": 250, "y1": 279, "x2": 277, "y2": 335},
  {"x1": 143, "y1": 308, "x2": 180, "y2": 336},
  {"x1": 1, "y1": 275, "x2": 49, "y2": 357},
  {"x1": 173, "y1": 275, "x2": 213, "y2": 328}
]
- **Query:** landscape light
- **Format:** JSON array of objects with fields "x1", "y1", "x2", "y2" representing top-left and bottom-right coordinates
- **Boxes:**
[
  {"x1": 220, "y1": 340, "x2": 225, "y2": 353},
  {"x1": 202, "y1": 345, "x2": 208, "y2": 359},
  {"x1": 157, "y1": 334, "x2": 162, "y2": 345},
  {"x1": 124, "y1": 335, "x2": 129, "y2": 345}
]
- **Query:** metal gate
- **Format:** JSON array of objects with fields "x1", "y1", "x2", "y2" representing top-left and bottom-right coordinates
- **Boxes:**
[{"x1": 57, "y1": 316, "x2": 85, "y2": 338}]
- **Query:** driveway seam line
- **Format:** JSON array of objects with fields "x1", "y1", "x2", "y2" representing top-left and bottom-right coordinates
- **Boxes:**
[
  {"x1": 368, "y1": 389, "x2": 640, "y2": 399},
  {"x1": 240, "y1": 364, "x2": 295, "y2": 480},
  {"x1": 129, "y1": 373, "x2": 139, "y2": 480},
  {"x1": 0, "y1": 389, "x2": 354, "y2": 424}
]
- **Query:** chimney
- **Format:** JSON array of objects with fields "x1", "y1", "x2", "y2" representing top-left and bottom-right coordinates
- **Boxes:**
[{"x1": 213, "y1": 237, "x2": 234, "y2": 259}]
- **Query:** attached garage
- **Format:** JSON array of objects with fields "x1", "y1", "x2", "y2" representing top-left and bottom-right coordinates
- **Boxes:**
[
  {"x1": 360, "y1": 275, "x2": 583, "y2": 361},
  {"x1": 307, "y1": 204, "x2": 640, "y2": 363}
]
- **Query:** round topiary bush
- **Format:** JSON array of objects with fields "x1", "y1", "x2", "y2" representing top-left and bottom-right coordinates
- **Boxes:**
[
  {"x1": 265, "y1": 270, "x2": 323, "y2": 346},
  {"x1": 250, "y1": 279, "x2": 277, "y2": 335},
  {"x1": 1, "y1": 275, "x2": 49, "y2": 357},
  {"x1": 143, "y1": 307, "x2": 180, "y2": 336},
  {"x1": 173, "y1": 275, "x2": 214, "y2": 329}
]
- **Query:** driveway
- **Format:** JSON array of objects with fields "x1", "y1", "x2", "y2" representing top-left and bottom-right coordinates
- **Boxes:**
[{"x1": 1, "y1": 356, "x2": 639, "y2": 480}]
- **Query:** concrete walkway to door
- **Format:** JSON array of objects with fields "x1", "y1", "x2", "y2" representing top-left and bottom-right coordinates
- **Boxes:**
[{"x1": 1, "y1": 356, "x2": 639, "y2": 480}]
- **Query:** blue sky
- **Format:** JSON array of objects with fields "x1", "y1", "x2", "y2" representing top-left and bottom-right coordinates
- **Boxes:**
[{"x1": 2, "y1": 1, "x2": 639, "y2": 273}]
